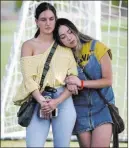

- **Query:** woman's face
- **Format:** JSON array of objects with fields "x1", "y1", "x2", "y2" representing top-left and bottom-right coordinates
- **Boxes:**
[
  {"x1": 36, "y1": 10, "x2": 56, "y2": 35},
  {"x1": 58, "y1": 25, "x2": 77, "y2": 48}
]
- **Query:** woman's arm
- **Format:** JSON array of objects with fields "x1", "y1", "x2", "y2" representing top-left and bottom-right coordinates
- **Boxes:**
[
  {"x1": 66, "y1": 52, "x2": 112, "y2": 89},
  {"x1": 21, "y1": 41, "x2": 46, "y2": 104},
  {"x1": 32, "y1": 89, "x2": 45, "y2": 104},
  {"x1": 84, "y1": 52, "x2": 112, "y2": 88}
]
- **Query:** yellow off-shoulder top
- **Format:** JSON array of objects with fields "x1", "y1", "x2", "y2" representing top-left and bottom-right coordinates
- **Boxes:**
[{"x1": 13, "y1": 44, "x2": 77, "y2": 105}]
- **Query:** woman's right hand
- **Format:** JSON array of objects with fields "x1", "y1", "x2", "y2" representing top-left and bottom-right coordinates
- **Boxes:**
[
  {"x1": 32, "y1": 91, "x2": 52, "y2": 119},
  {"x1": 40, "y1": 99, "x2": 52, "y2": 120}
]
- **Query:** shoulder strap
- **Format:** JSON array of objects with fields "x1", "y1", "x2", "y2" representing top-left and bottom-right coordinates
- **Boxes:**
[
  {"x1": 39, "y1": 42, "x2": 58, "y2": 90},
  {"x1": 83, "y1": 70, "x2": 110, "y2": 106},
  {"x1": 90, "y1": 40, "x2": 97, "y2": 51}
]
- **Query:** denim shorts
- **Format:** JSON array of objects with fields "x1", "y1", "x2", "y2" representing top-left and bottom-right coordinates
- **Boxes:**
[
  {"x1": 72, "y1": 89, "x2": 114, "y2": 135},
  {"x1": 73, "y1": 105, "x2": 113, "y2": 135}
]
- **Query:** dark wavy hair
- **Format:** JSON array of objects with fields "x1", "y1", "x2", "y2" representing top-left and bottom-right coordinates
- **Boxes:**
[
  {"x1": 53, "y1": 18, "x2": 93, "y2": 46},
  {"x1": 34, "y1": 2, "x2": 57, "y2": 38}
]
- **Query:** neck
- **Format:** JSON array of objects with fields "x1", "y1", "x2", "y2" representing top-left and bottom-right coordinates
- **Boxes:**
[{"x1": 38, "y1": 33, "x2": 54, "y2": 43}]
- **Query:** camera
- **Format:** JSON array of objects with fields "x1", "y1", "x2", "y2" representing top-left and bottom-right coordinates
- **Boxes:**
[{"x1": 44, "y1": 86, "x2": 57, "y2": 93}]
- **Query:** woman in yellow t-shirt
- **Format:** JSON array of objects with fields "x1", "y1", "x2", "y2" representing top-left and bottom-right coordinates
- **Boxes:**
[
  {"x1": 53, "y1": 18, "x2": 115, "y2": 147},
  {"x1": 14, "y1": 3, "x2": 78, "y2": 147}
]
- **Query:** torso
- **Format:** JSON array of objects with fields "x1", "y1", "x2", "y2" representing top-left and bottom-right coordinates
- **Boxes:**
[{"x1": 74, "y1": 40, "x2": 115, "y2": 107}]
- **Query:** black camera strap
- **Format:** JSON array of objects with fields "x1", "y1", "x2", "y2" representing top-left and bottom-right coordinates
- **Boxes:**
[{"x1": 39, "y1": 41, "x2": 58, "y2": 90}]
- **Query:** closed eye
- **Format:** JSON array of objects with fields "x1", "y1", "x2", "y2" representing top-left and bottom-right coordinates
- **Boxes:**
[
  {"x1": 40, "y1": 18, "x2": 46, "y2": 21},
  {"x1": 50, "y1": 17, "x2": 54, "y2": 21},
  {"x1": 68, "y1": 29, "x2": 72, "y2": 34},
  {"x1": 60, "y1": 29, "x2": 73, "y2": 40},
  {"x1": 39, "y1": 17, "x2": 55, "y2": 21},
  {"x1": 60, "y1": 35, "x2": 66, "y2": 39}
]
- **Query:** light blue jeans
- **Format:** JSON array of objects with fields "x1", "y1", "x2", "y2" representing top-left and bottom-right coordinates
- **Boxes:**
[{"x1": 26, "y1": 87, "x2": 76, "y2": 147}]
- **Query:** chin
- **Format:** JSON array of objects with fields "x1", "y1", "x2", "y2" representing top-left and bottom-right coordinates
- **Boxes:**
[
  {"x1": 45, "y1": 31, "x2": 53, "y2": 34},
  {"x1": 70, "y1": 45, "x2": 76, "y2": 48},
  {"x1": 45, "y1": 29, "x2": 54, "y2": 34}
]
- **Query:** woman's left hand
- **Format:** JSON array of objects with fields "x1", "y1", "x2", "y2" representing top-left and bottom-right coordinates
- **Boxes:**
[
  {"x1": 47, "y1": 99, "x2": 58, "y2": 111},
  {"x1": 65, "y1": 75, "x2": 81, "y2": 87}
]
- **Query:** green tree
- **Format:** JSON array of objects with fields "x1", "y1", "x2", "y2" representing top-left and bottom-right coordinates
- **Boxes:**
[
  {"x1": 122, "y1": 0, "x2": 128, "y2": 7},
  {"x1": 112, "y1": 0, "x2": 128, "y2": 7},
  {"x1": 15, "y1": 1, "x2": 23, "y2": 11}
]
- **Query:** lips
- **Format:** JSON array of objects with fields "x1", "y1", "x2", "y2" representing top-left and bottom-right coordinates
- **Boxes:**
[
  {"x1": 45, "y1": 27, "x2": 51, "y2": 30},
  {"x1": 70, "y1": 40, "x2": 75, "y2": 44}
]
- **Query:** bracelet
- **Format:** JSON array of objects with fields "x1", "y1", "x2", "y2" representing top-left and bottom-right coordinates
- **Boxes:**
[{"x1": 81, "y1": 80, "x2": 84, "y2": 89}]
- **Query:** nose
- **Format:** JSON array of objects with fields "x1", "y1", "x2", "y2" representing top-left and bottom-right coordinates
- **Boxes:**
[
  {"x1": 46, "y1": 20, "x2": 50, "y2": 26},
  {"x1": 66, "y1": 34, "x2": 72, "y2": 41}
]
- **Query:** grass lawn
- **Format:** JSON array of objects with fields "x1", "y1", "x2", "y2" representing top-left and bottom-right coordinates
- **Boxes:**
[{"x1": 1, "y1": 139, "x2": 128, "y2": 147}]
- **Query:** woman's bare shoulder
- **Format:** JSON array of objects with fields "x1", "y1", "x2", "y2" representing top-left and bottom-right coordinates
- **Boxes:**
[{"x1": 21, "y1": 38, "x2": 36, "y2": 57}]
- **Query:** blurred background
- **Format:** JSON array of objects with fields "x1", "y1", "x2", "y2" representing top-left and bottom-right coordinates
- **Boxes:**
[
  {"x1": 1, "y1": 1, "x2": 20, "y2": 79},
  {"x1": 1, "y1": 1, "x2": 128, "y2": 147}
]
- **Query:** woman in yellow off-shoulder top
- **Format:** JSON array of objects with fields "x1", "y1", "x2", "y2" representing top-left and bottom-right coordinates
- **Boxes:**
[{"x1": 14, "y1": 2, "x2": 78, "y2": 147}]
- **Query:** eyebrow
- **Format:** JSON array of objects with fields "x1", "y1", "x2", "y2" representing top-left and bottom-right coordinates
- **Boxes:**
[
  {"x1": 59, "y1": 28, "x2": 71, "y2": 37},
  {"x1": 39, "y1": 16, "x2": 54, "y2": 19}
]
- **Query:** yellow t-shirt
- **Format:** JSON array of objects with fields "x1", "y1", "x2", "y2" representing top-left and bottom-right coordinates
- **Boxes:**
[
  {"x1": 13, "y1": 44, "x2": 77, "y2": 105},
  {"x1": 78, "y1": 40, "x2": 112, "y2": 67}
]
